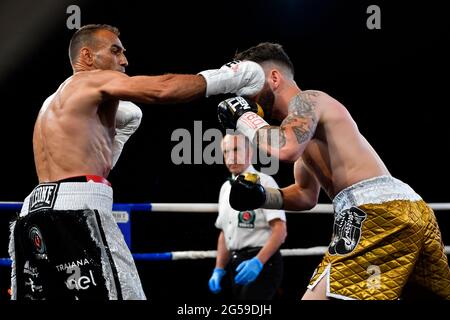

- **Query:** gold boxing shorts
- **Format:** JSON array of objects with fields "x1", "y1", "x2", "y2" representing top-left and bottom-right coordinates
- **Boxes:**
[{"x1": 308, "y1": 176, "x2": 450, "y2": 300}]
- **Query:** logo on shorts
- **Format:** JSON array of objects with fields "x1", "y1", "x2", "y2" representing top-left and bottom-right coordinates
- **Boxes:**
[
  {"x1": 29, "y1": 226, "x2": 46, "y2": 254},
  {"x1": 329, "y1": 206, "x2": 367, "y2": 255},
  {"x1": 29, "y1": 183, "x2": 59, "y2": 213},
  {"x1": 65, "y1": 265, "x2": 97, "y2": 291},
  {"x1": 22, "y1": 260, "x2": 44, "y2": 296},
  {"x1": 238, "y1": 210, "x2": 256, "y2": 228},
  {"x1": 23, "y1": 260, "x2": 39, "y2": 277}
]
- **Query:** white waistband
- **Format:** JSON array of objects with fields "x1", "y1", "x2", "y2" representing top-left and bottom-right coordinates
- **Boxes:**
[
  {"x1": 332, "y1": 175, "x2": 422, "y2": 213},
  {"x1": 21, "y1": 182, "x2": 113, "y2": 216}
]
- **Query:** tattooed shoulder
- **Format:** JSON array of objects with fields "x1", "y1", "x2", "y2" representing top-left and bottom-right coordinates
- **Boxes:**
[
  {"x1": 288, "y1": 91, "x2": 320, "y2": 117},
  {"x1": 285, "y1": 91, "x2": 320, "y2": 145}
]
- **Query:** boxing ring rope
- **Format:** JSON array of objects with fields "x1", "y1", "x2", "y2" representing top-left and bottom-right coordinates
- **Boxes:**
[
  {"x1": 2, "y1": 202, "x2": 450, "y2": 213},
  {"x1": 1, "y1": 202, "x2": 449, "y2": 267}
]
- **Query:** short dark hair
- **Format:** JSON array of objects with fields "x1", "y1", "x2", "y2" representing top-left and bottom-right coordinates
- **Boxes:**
[
  {"x1": 68, "y1": 24, "x2": 120, "y2": 65},
  {"x1": 234, "y1": 42, "x2": 294, "y2": 76}
]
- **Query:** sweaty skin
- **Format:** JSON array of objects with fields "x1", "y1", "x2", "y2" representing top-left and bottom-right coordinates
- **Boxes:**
[
  {"x1": 234, "y1": 47, "x2": 446, "y2": 301},
  {"x1": 33, "y1": 30, "x2": 205, "y2": 182},
  {"x1": 33, "y1": 73, "x2": 119, "y2": 181},
  {"x1": 298, "y1": 90, "x2": 389, "y2": 198},
  {"x1": 254, "y1": 88, "x2": 391, "y2": 301},
  {"x1": 255, "y1": 90, "x2": 390, "y2": 203}
]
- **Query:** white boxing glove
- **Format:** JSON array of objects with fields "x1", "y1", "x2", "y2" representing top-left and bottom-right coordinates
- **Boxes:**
[
  {"x1": 112, "y1": 101, "x2": 143, "y2": 168},
  {"x1": 198, "y1": 60, "x2": 265, "y2": 97}
]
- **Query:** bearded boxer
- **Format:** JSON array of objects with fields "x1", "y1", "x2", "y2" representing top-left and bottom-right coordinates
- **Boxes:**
[
  {"x1": 217, "y1": 42, "x2": 450, "y2": 300},
  {"x1": 8, "y1": 24, "x2": 265, "y2": 300}
]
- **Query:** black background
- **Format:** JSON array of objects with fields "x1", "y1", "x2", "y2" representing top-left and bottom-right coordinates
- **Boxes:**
[
  {"x1": 0, "y1": 0, "x2": 449, "y2": 304},
  {"x1": 1, "y1": 0, "x2": 449, "y2": 203}
]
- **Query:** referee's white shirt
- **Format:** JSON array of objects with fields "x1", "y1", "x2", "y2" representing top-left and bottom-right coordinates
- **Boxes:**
[{"x1": 215, "y1": 165, "x2": 286, "y2": 251}]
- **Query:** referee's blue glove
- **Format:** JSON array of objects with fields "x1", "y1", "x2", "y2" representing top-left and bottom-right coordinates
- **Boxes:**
[
  {"x1": 208, "y1": 268, "x2": 226, "y2": 294},
  {"x1": 234, "y1": 257, "x2": 263, "y2": 285}
]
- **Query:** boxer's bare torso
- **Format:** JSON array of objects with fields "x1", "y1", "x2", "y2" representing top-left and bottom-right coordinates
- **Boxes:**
[
  {"x1": 299, "y1": 90, "x2": 390, "y2": 198},
  {"x1": 33, "y1": 72, "x2": 118, "y2": 182}
]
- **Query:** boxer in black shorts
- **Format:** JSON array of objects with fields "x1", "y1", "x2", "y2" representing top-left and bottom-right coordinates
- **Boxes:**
[{"x1": 8, "y1": 24, "x2": 265, "y2": 300}]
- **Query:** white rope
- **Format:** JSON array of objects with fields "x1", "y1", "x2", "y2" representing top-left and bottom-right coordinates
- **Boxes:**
[
  {"x1": 170, "y1": 246, "x2": 450, "y2": 259},
  {"x1": 172, "y1": 251, "x2": 217, "y2": 260},
  {"x1": 287, "y1": 204, "x2": 334, "y2": 214},
  {"x1": 1, "y1": 202, "x2": 449, "y2": 213},
  {"x1": 144, "y1": 202, "x2": 450, "y2": 213},
  {"x1": 148, "y1": 203, "x2": 450, "y2": 213},
  {"x1": 428, "y1": 203, "x2": 450, "y2": 210},
  {"x1": 2, "y1": 245, "x2": 449, "y2": 264},
  {"x1": 281, "y1": 247, "x2": 328, "y2": 256},
  {"x1": 151, "y1": 203, "x2": 219, "y2": 213}
]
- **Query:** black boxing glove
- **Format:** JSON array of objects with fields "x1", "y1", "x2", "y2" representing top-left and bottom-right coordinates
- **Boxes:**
[
  {"x1": 217, "y1": 96, "x2": 266, "y2": 130},
  {"x1": 229, "y1": 172, "x2": 284, "y2": 211}
]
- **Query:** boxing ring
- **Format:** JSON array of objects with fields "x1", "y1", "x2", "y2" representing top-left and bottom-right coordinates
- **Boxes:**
[{"x1": 1, "y1": 201, "x2": 449, "y2": 268}]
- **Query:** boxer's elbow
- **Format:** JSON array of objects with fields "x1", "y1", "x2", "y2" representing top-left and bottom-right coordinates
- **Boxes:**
[
  {"x1": 278, "y1": 145, "x2": 303, "y2": 163},
  {"x1": 301, "y1": 197, "x2": 318, "y2": 211},
  {"x1": 282, "y1": 185, "x2": 318, "y2": 211},
  {"x1": 297, "y1": 197, "x2": 316, "y2": 211},
  {"x1": 290, "y1": 197, "x2": 317, "y2": 212},
  {"x1": 301, "y1": 187, "x2": 320, "y2": 211}
]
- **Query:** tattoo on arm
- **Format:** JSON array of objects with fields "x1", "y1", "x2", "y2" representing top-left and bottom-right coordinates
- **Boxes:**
[
  {"x1": 284, "y1": 92, "x2": 319, "y2": 145},
  {"x1": 256, "y1": 126, "x2": 286, "y2": 149},
  {"x1": 254, "y1": 91, "x2": 319, "y2": 151},
  {"x1": 292, "y1": 126, "x2": 310, "y2": 144}
]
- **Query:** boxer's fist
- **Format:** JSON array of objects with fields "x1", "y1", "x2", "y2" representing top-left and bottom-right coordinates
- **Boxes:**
[
  {"x1": 115, "y1": 101, "x2": 142, "y2": 131},
  {"x1": 217, "y1": 96, "x2": 264, "y2": 130},
  {"x1": 229, "y1": 173, "x2": 267, "y2": 211},
  {"x1": 199, "y1": 60, "x2": 264, "y2": 97}
]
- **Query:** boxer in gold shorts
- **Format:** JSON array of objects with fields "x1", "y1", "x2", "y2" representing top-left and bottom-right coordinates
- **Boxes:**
[
  {"x1": 214, "y1": 42, "x2": 450, "y2": 299},
  {"x1": 307, "y1": 176, "x2": 450, "y2": 300}
]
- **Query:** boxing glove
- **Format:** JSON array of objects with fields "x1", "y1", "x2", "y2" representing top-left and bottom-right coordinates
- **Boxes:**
[
  {"x1": 217, "y1": 96, "x2": 269, "y2": 143},
  {"x1": 199, "y1": 60, "x2": 265, "y2": 97},
  {"x1": 217, "y1": 96, "x2": 265, "y2": 130},
  {"x1": 230, "y1": 173, "x2": 283, "y2": 211},
  {"x1": 112, "y1": 101, "x2": 142, "y2": 168}
]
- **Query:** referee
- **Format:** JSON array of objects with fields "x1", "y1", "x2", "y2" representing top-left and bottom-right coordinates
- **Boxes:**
[{"x1": 208, "y1": 134, "x2": 287, "y2": 300}]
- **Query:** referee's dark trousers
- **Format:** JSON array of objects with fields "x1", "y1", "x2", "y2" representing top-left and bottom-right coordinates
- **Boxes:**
[{"x1": 227, "y1": 247, "x2": 283, "y2": 300}]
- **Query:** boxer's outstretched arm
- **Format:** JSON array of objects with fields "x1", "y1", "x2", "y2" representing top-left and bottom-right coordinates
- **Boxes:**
[
  {"x1": 98, "y1": 60, "x2": 264, "y2": 104},
  {"x1": 100, "y1": 71, "x2": 206, "y2": 104},
  {"x1": 280, "y1": 159, "x2": 320, "y2": 211}
]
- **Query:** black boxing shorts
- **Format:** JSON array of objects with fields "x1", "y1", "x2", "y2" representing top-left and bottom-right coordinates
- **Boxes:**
[{"x1": 8, "y1": 176, "x2": 146, "y2": 300}]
